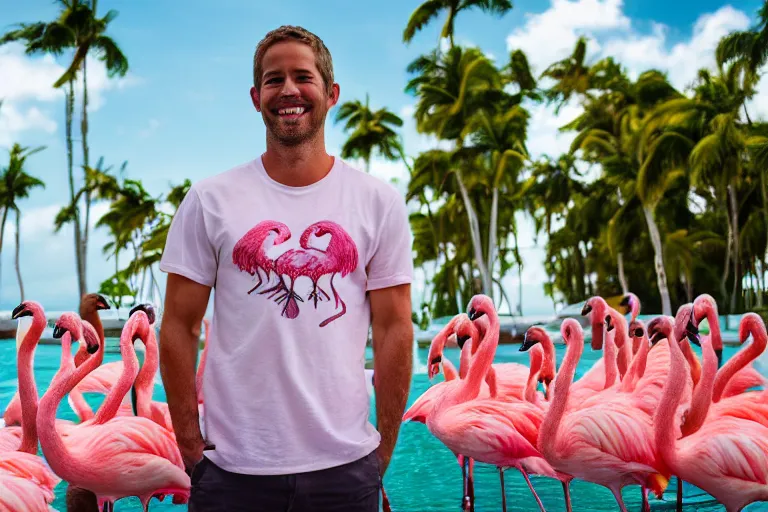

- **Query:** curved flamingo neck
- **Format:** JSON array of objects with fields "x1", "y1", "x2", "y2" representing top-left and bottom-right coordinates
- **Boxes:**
[
  {"x1": 680, "y1": 340, "x2": 701, "y2": 387},
  {"x1": 539, "y1": 334, "x2": 556, "y2": 387},
  {"x1": 461, "y1": 312, "x2": 499, "y2": 402},
  {"x1": 654, "y1": 328, "x2": 683, "y2": 468},
  {"x1": 712, "y1": 325, "x2": 766, "y2": 403},
  {"x1": 37, "y1": 333, "x2": 110, "y2": 479},
  {"x1": 135, "y1": 329, "x2": 159, "y2": 419},
  {"x1": 525, "y1": 346, "x2": 543, "y2": 403},
  {"x1": 603, "y1": 328, "x2": 618, "y2": 389},
  {"x1": 92, "y1": 329, "x2": 141, "y2": 424},
  {"x1": 458, "y1": 338, "x2": 471, "y2": 379},
  {"x1": 17, "y1": 313, "x2": 46, "y2": 454},
  {"x1": 80, "y1": 306, "x2": 104, "y2": 344},
  {"x1": 680, "y1": 335, "x2": 717, "y2": 437},
  {"x1": 705, "y1": 304, "x2": 723, "y2": 351},
  {"x1": 539, "y1": 326, "x2": 583, "y2": 458},
  {"x1": 610, "y1": 312, "x2": 631, "y2": 379},
  {"x1": 620, "y1": 334, "x2": 650, "y2": 393}
]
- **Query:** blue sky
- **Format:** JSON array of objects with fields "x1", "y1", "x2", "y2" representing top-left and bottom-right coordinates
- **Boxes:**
[{"x1": 0, "y1": 0, "x2": 765, "y2": 316}]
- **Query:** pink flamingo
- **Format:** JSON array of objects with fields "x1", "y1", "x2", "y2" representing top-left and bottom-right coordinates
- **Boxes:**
[
  {"x1": 232, "y1": 220, "x2": 292, "y2": 294},
  {"x1": 650, "y1": 313, "x2": 768, "y2": 512},
  {"x1": 427, "y1": 297, "x2": 572, "y2": 512},
  {"x1": 38, "y1": 311, "x2": 190, "y2": 511},
  {"x1": 681, "y1": 311, "x2": 768, "y2": 434},
  {"x1": 525, "y1": 318, "x2": 670, "y2": 512},
  {"x1": 691, "y1": 294, "x2": 764, "y2": 397},
  {"x1": 583, "y1": 296, "x2": 632, "y2": 379},
  {"x1": 267, "y1": 221, "x2": 358, "y2": 326}
]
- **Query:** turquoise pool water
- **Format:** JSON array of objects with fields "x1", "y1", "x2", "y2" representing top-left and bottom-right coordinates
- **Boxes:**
[{"x1": 0, "y1": 339, "x2": 760, "y2": 511}]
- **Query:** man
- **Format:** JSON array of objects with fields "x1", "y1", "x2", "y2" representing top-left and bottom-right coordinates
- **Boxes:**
[{"x1": 159, "y1": 25, "x2": 414, "y2": 511}]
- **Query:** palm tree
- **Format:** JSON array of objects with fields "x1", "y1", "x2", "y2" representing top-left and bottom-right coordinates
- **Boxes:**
[
  {"x1": 0, "y1": 144, "x2": 46, "y2": 301},
  {"x1": 402, "y1": 0, "x2": 513, "y2": 47},
  {"x1": 333, "y1": 94, "x2": 405, "y2": 173},
  {"x1": 52, "y1": 0, "x2": 129, "y2": 298},
  {"x1": 716, "y1": 0, "x2": 768, "y2": 75}
]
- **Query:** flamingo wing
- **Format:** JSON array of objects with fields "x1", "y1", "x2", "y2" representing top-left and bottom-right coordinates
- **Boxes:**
[
  {"x1": 722, "y1": 364, "x2": 766, "y2": 398},
  {"x1": 0, "y1": 473, "x2": 53, "y2": 512},
  {"x1": 73, "y1": 362, "x2": 125, "y2": 396},
  {"x1": 429, "y1": 399, "x2": 544, "y2": 468},
  {"x1": 0, "y1": 451, "x2": 60, "y2": 494}
]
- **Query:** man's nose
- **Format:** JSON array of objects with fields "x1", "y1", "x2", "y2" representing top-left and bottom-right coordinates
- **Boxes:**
[{"x1": 279, "y1": 77, "x2": 300, "y2": 96}]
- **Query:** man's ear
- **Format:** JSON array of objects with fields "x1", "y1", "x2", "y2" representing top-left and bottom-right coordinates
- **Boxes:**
[{"x1": 250, "y1": 86, "x2": 261, "y2": 112}]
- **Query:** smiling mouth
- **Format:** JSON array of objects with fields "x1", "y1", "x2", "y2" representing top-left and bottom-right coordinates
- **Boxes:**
[{"x1": 274, "y1": 106, "x2": 310, "y2": 118}]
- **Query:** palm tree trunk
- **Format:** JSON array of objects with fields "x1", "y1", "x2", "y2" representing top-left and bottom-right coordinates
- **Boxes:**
[
  {"x1": 760, "y1": 168, "x2": 768, "y2": 308},
  {"x1": 454, "y1": 168, "x2": 491, "y2": 296},
  {"x1": 82, "y1": 57, "x2": 91, "y2": 296},
  {"x1": 728, "y1": 183, "x2": 741, "y2": 312},
  {"x1": 617, "y1": 252, "x2": 629, "y2": 295},
  {"x1": 66, "y1": 80, "x2": 86, "y2": 300},
  {"x1": 642, "y1": 205, "x2": 672, "y2": 316},
  {"x1": 14, "y1": 210, "x2": 24, "y2": 301},
  {"x1": 0, "y1": 207, "x2": 8, "y2": 297},
  {"x1": 486, "y1": 186, "x2": 499, "y2": 282},
  {"x1": 720, "y1": 199, "x2": 732, "y2": 319}
]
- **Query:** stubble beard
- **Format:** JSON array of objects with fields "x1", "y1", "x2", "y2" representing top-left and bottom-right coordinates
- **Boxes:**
[{"x1": 264, "y1": 104, "x2": 327, "y2": 147}]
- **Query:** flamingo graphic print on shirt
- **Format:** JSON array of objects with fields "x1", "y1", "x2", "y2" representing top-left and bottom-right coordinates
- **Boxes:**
[{"x1": 232, "y1": 220, "x2": 359, "y2": 326}]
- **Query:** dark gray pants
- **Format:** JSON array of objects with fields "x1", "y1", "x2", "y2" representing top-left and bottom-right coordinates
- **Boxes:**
[{"x1": 188, "y1": 451, "x2": 381, "y2": 511}]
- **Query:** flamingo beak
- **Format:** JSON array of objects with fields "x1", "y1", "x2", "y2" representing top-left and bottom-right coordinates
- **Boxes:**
[
  {"x1": 619, "y1": 295, "x2": 631, "y2": 308},
  {"x1": 11, "y1": 303, "x2": 31, "y2": 319},
  {"x1": 130, "y1": 303, "x2": 156, "y2": 324},
  {"x1": 581, "y1": 303, "x2": 592, "y2": 316},
  {"x1": 468, "y1": 308, "x2": 484, "y2": 321},
  {"x1": 456, "y1": 334, "x2": 470, "y2": 349},
  {"x1": 96, "y1": 294, "x2": 111, "y2": 310},
  {"x1": 605, "y1": 315, "x2": 614, "y2": 332},
  {"x1": 86, "y1": 339, "x2": 100, "y2": 354},
  {"x1": 649, "y1": 330, "x2": 666, "y2": 345},
  {"x1": 53, "y1": 325, "x2": 68, "y2": 339},
  {"x1": 520, "y1": 332, "x2": 537, "y2": 352}
]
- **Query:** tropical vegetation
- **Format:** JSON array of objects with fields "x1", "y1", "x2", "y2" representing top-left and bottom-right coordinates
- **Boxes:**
[{"x1": 1, "y1": 0, "x2": 767, "y2": 322}]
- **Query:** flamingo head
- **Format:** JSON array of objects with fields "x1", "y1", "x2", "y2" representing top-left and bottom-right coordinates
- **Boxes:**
[
  {"x1": 127, "y1": 304, "x2": 154, "y2": 343},
  {"x1": 647, "y1": 315, "x2": 689, "y2": 346},
  {"x1": 619, "y1": 292, "x2": 640, "y2": 318},
  {"x1": 11, "y1": 300, "x2": 45, "y2": 351},
  {"x1": 130, "y1": 303, "x2": 156, "y2": 325},
  {"x1": 629, "y1": 319, "x2": 646, "y2": 340},
  {"x1": 53, "y1": 312, "x2": 93, "y2": 353},
  {"x1": 82, "y1": 293, "x2": 110, "y2": 312},
  {"x1": 81, "y1": 321, "x2": 103, "y2": 358},
  {"x1": 581, "y1": 296, "x2": 607, "y2": 350},
  {"x1": 454, "y1": 314, "x2": 478, "y2": 351},
  {"x1": 560, "y1": 318, "x2": 583, "y2": 345},
  {"x1": 467, "y1": 294, "x2": 495, "y2": 323},
  {"x1": 520, "y1": 326, "x2": 549, "y2": 352},
  {"x1": 427, "y1": 314, "x2": 465, "y2": 379},
  {"x1": 739, "y1": 312, "x2": 766, "y2": 344}
]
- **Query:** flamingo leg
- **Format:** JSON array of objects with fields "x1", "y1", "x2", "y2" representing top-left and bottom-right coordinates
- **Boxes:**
[
  {"x1": 468, "y1": 458, "x2": 475, "y2": 512},
  {"x1": 641, "y1": 486, "x2": 650, "y2": 512},
  {"x1": 247, "y1": 268, "x2": 265, "y2": 294},
  {"x1": 609, "y1": 486, "x2": 628, "y2": 512},
  {"x1": 561, "y1": 480, "x2": 572, "y2": 512},
  {"x1": 498, "y1": 467, "x2": 507, "y2": 512},
  {"x1": 319, "y1": 273, "x2": 347, "y2": 327},
  {"x1": 515, "y1": 465, "x2": 546, "y2": 512},
  {"x1": 461, "y1": 456, "x2": 471, "y2": 511},
  {"x1": 676, "y1": 477, "x2": 683, "y2": 512}
]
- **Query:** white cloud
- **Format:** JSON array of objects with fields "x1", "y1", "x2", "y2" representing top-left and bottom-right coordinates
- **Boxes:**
[
  {"x1": 0, "y1": 42, "x2": 140, "y2": 146},
  {"x1": 506, "y1": 0, "x2": 631, "y2": 74},
  {"x1": 602, "y1": 6, "x2": 751, "y2": 89}
]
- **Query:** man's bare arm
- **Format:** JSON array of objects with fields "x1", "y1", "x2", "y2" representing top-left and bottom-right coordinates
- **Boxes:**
[
  {"x1": 159, "y1": 272, "x2": 211, "y2": 471},
  {"x1": 370, "y1": 283, "x2": 413, "y2": 477}
]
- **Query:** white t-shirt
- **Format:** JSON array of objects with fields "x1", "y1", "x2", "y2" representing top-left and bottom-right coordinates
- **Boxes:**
[{"x1": 159, "y1": 155, "x2": 413, "y2": 475}]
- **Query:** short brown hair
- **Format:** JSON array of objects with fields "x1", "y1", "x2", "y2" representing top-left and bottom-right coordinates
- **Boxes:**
[{"x1": 253, "y1": 25, "x2": 335, "y2": 96}]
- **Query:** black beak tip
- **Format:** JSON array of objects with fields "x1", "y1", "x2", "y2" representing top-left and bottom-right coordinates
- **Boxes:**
[
  {"x1": 11, "y1": 303, "x2": 26, "y2": 320},
  {"x1": 619, "y1": 295, "x2": 631, "y2": 307},
  {"x1": 96, "y1": 294, "x2": 111, "y2": 310},
  {"x1": 86, "y1": 342, "x2": 99, "y2": 354},
  {"x1": 456, "y1": 334, "x2": 470, "y2": 349},
  {"x1": 130, "y1": 303, "x2": 156, "y2": 324},
  {"x1": 52, "y1": 325, "x2": 67, "y2": 339},
  {"x1": 581, "y1": 304, "x2": 592, "y2": 316},
  {"x1": 687, "y1": 332, "x2": 701, "y2": 346}
]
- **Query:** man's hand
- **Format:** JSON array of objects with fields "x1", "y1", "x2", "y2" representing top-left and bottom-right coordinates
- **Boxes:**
[
  {"x1": 159, "y1": 273, "x2": 211, "y2": 475},
  {"x1": 369, "y1": 284, "x2": 413, "y2": 477}
]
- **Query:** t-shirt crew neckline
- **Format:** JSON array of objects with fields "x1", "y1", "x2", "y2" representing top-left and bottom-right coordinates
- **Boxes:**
[{"x1": 253, "y1": 154, "x2": 340, "y2": 195}]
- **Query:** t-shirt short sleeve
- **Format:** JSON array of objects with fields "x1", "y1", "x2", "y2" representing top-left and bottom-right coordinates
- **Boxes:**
[
  {"x1": 159, "y1": 187, "x2": 218, "y2": 287},
  {"x1": 366, "y1": 194, "x2": 413, "y2": 291}
]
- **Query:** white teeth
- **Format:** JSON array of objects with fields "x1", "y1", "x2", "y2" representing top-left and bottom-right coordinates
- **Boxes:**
[{"x1": 278, "y1": 107, "x2": 305, "y2": 115}]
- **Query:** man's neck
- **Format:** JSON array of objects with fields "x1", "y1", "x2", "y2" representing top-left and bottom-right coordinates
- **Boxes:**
[{"x1": 261, "y1": 138, "x2": 335, "y2": 187}]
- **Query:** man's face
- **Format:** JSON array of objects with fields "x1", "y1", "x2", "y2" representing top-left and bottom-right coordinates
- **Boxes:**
[{"x1": 251, "y1": 41, "x2": 339, "y2": 147}]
